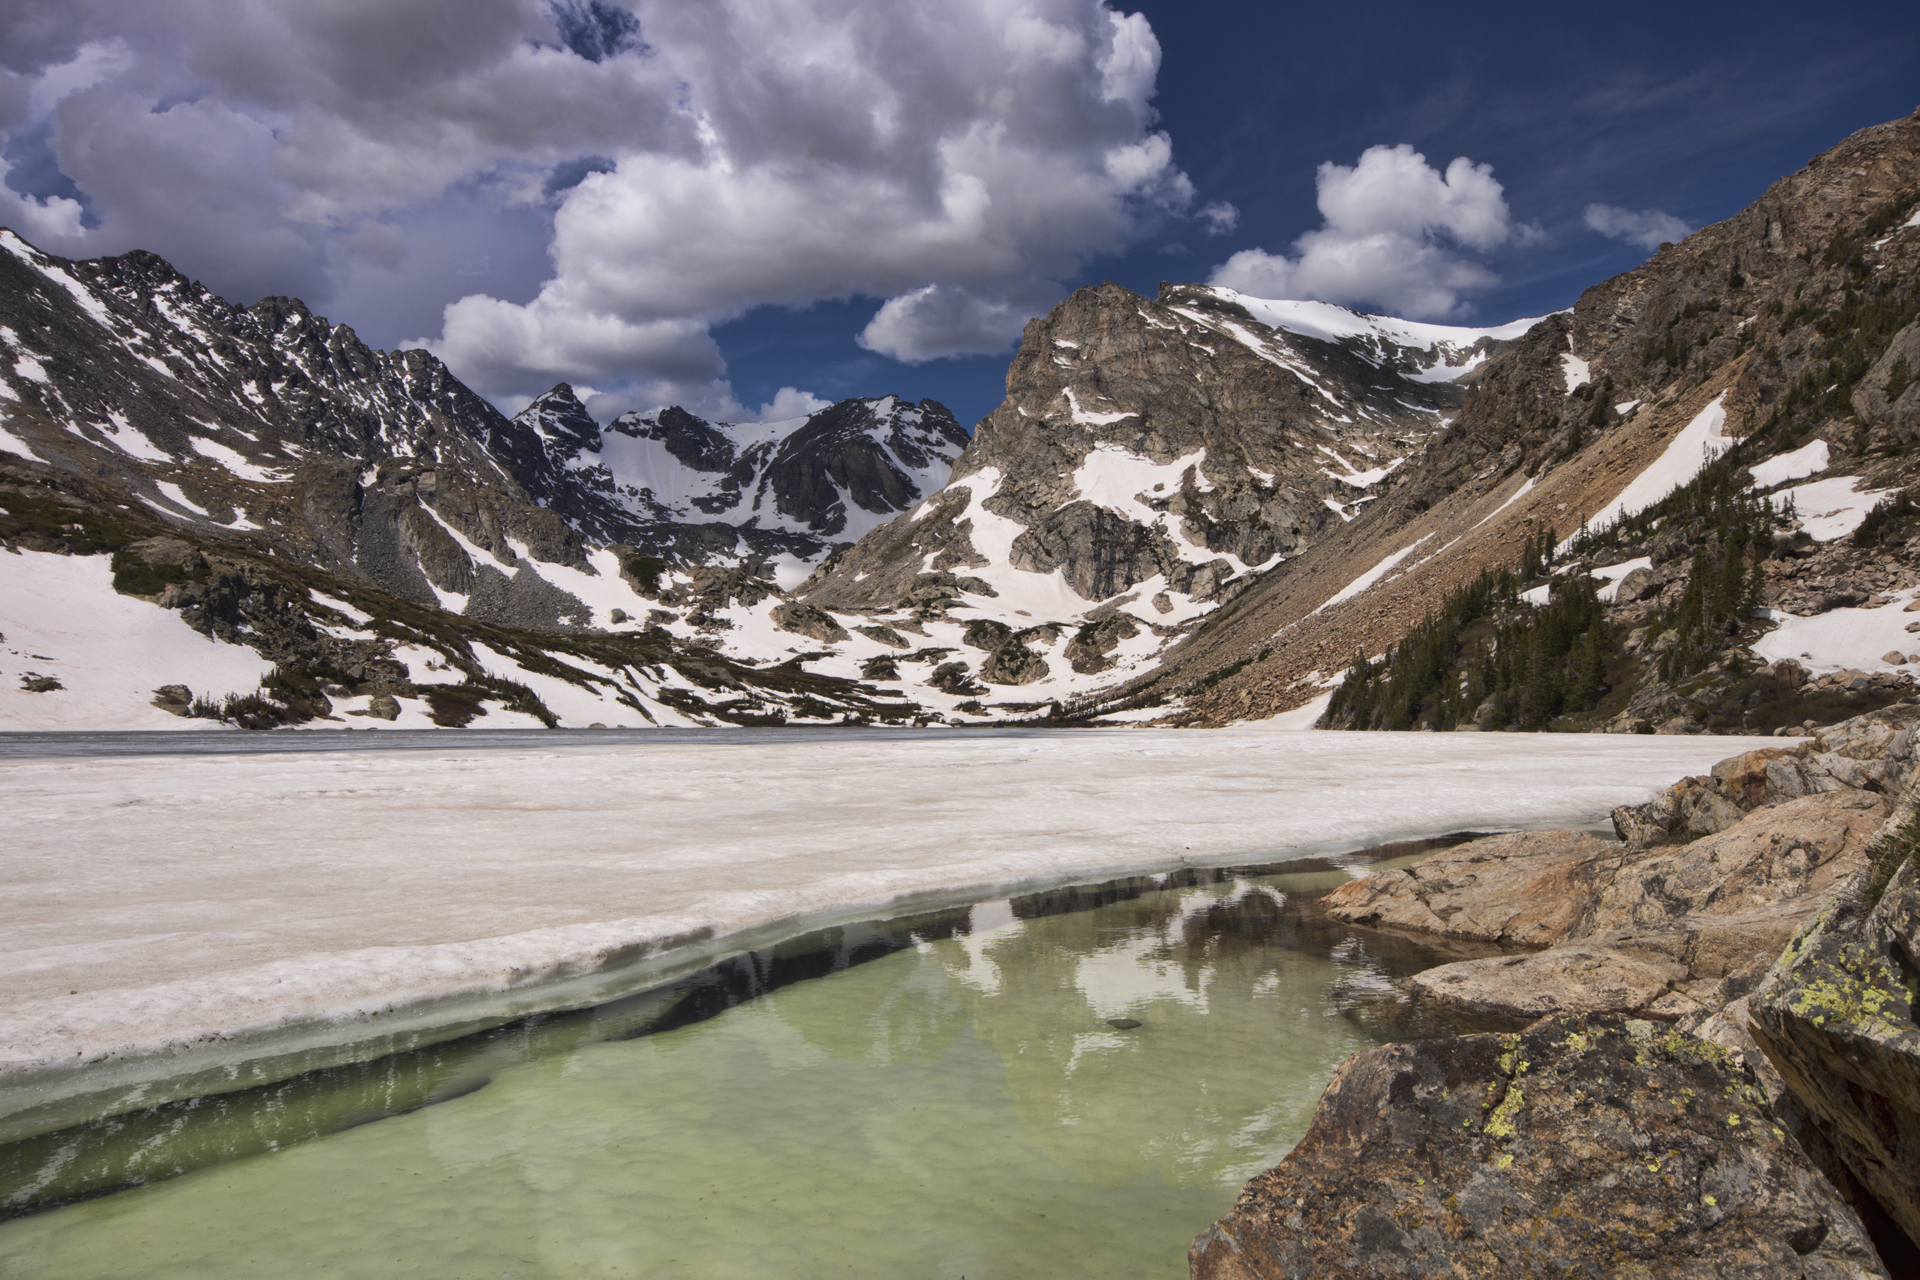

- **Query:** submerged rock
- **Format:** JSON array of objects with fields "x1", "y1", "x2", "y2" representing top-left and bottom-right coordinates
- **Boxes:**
[{"x1": 1190, "y1": 1013, "x2": 1887, "y2": 1279}]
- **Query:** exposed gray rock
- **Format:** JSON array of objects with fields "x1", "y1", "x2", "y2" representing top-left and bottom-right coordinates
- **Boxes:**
[
  {"x1": 1191, "y1": 1014, "x2": 1886, "y2": 1279},
  {"x1": 1750, "y1": 852, "x2": 1920, "y2": 1258},
  {"x1": 768, "y1": 602, "x2": 849, "y2": 644},
  {"x1": 150, "y1": 685, "x2": 193, "y2": 716}
]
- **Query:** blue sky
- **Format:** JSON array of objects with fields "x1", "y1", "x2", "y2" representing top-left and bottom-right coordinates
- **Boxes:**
[
  {"x1": 3, "y1": 1, "x2": 1916, "y2": 430},
  {"x1": 716, "y1": 0, "x2": 1920, "y2": 428}
]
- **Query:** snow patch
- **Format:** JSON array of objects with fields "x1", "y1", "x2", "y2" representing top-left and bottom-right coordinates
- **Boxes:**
[
  {"x1": 99, "y1": 414, "x2": 171, "y2": 463},
  {"x1": 0, "y1": 550, "x2": 274, "y2": 730},
  {"x1": 1754, "y1": 590, "x2": 1920, "y2": 674},
  {"x1": 0, "y1": 423, "x2": 43, "y2": 461},
  {"x1": 153, "y1": 482, "x2": 208, "y2": 516},
  {"x1": 1566, "y1": 394, "x2": 1730, "y2": 551},
  {"x1": 1314, "y1": 535, "x2": 1433, "y2": 615},
  {"x1": 1560, "y1": 354, "x2": 1591, "y2": 393},
  {"x1": 1748, "y1": 440, "x2": 1830, "y2": 489},
  {"x1": 1472, "y1": 476, "x2": 1536, "y2": 530},
  {"x1": 1778, "y1": 475, "x2": 1898, "y2": 543},
  {"x1": 189, "y1": 437, "x2": 288, "y2": 483},
  {"x1": 1062, "y1": 387, "x2": 1137, "y2": 426}
]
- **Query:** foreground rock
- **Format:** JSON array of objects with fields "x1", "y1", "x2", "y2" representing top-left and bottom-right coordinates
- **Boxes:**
[
  {"x1": 1190, "y1": 1013, "x2": 1887, "y2": 1279},
  {"x1": 1751, "y1": 853, "x2": 1920, "y2": 1256},
  {"x1": 1324, "y1": 790, "x2": 1885, "y2": 1024}
]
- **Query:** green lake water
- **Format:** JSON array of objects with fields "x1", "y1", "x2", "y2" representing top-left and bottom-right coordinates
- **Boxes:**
[{"x1": 0, "y1": 846, "x2": 1496, "y2": 1279}]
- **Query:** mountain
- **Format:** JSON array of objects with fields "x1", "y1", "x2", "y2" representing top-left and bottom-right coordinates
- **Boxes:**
[
  {"x1": 5, "y1": 108, "x2": 1918, "y2": 732},
  {"x1": 728, "y1": 283, "x2": 1538, "y2": 705},
  {"x1": 0, "y1": 229, "x2": 949, "y2": 728},
  {"x1": 1118, "y1": 106, "x2": 1920, "y2": 731},
  {"x1": 509, "y1": 385, "x2": 967, "y2": 581}
]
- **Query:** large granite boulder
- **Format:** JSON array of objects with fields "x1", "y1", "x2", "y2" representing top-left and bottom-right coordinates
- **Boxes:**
[
  {"x1": 1612, "y1": 706, "x2": 1920, "y2": 843},
  {"x1": 1190, "y1": 1014, "x2": 1887, "y2": 1279},
  {"x1": 1332, "y1": 792, "x2": 1885, "y2": 1024},
  {"x1": 1320, "y1": 830, "x2": 1621, "y2": 948},
  {"x1": 1408, "y1": 946, "x2": 1688, "y2": 1023}
]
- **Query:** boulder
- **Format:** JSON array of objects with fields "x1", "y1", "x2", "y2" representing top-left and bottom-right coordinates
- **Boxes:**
[
  {"x1": 1190, "y1": 1014, "x2": 1886, "y2": 1279},
  {"x1": 927, "y1": 660, "x2": 983, "y2": 696},
  {"x1": 1409, "y1": 947, "x2": 1686, "y2": 1022},
  {"x1": 1585, "y1": 791, "x2": 1885, "y2": 941},
  {"x1": 854, "y1": 624, "x2": 908, "y2": 649},
  {"x1": 150, "y1": 684, "x2": 193, "y2": 717},
  {"x1": 1613, "y1": 773, "x2": 1747, "y2": 842},
  {"x1": 1321, "y1": 829, "x2": 1619, "y2": 948},
  {"x1": 1750, "y1": 856, "x2": 1920, "y2": 1258},
  {"x1": 1614, "y1": 564, "x2": 1657, "y2": 601},
  {"x1": 1063, "y1": 613, "x2": 1141, "y2": 675},
  {"x1": 768, "y1": 602, "x2": 849, "y2": 644},
  {"x1": 1334, "y1": 793, "x2": 1883, "y2": 1024},
  {"x1": 979, "y1": 640, "x2": 1048, "y2": 685}
]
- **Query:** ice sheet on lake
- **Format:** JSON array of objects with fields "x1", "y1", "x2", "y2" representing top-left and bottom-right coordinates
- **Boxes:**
[{"x1": 0, "y1": 729, "x2": 1776, "y2": 1124}]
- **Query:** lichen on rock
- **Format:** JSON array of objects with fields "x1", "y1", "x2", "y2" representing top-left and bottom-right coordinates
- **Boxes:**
[{"x1": 1190, "y1": 1013, "x2": 1887, "y2": 1279}]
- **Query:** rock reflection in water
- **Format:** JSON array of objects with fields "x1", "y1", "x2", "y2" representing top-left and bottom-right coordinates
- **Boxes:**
[{"x1": 0, "y1": 837, "x2": 1501, "y2": 1279}]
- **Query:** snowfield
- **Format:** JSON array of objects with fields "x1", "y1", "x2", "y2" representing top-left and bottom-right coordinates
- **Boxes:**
[
  {"x1": 0, "y1": 550, "x2": 275, "y2": 729},
  {"x1": 0, "y1": 728, "x2": 1775, "y2": 1137}
]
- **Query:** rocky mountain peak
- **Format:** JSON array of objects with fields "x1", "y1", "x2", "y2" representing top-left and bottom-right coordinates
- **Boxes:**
[{"x1": 800, "y1": 279, "x2": 1536, "y2": 626}]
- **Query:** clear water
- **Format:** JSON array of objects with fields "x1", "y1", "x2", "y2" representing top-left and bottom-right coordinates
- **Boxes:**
[{"x1": 0, "y1": 847, "x2": 1495, "y2": 1279}]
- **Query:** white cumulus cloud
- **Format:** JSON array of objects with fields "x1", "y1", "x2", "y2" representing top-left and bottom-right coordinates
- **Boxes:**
[
  {"x1": 1583, "y1": 203, "x2": 1692, "y2": 250},
  {"x1": 0, "y1": 0, "x2": 1199, "y2": 416},
  {"x1": 1209, "y1": 144, "x2": 1531, "y2": 319},
  {"x1": 754, "y1": 386, "x2": 831, "y2": 423}
]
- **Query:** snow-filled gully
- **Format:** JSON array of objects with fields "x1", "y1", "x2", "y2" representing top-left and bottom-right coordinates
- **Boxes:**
[{"x1": 0, "y1": 729, "x2": 1774, "y2": 1144}]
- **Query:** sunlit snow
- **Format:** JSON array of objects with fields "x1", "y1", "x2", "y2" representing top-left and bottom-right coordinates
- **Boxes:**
[
  {"x1": 1748, "y1": 440, "x2": 1830, "y2": 488},
  {"x1": 1562, "y1": 394, "x2": 1730, "y2": 551},
  {"x1": 0, "y1": 551, "x2": 274, "y2": 730}
]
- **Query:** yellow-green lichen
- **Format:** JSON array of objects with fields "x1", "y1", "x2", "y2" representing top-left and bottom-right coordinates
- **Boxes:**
[
  {"x1": 1786, "y1": 966, "x2": 1902, "y2": 1034},
  {"x1": 1484, "y1": 1085, "x2": 1525, "y2": 1139}
]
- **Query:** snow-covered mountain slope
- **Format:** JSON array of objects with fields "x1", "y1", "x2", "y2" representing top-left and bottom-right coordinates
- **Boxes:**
[
  {"x1": 653, "y1": 280, "x2": 1540, "y2": 711},
  {"x1": 0, "y1": 230, "x2": 964, "y2": 616},
  {"x1": 511, "y1": 385, "x2": 966, "y2": 581},
  {"x1": 0, "y1": 231, "x2": 953, "y2": 729},
  {"x1": 1123, "y1": 108, "x2": 1920, "y2": 729}
]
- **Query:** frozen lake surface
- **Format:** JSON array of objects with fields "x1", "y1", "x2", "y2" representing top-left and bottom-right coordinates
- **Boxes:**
[{"x1": 0, "y1": 727, "x2": 1775, "y2": 1136}]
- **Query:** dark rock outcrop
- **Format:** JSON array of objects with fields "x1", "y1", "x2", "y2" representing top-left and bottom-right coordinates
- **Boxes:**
[
  {"x1": 1191, "y1": 1013, "x2": 1886, "y2": 1279},
  {"x1": 1750, "y1": 846, "x2": 1920, "y2": 1257}
]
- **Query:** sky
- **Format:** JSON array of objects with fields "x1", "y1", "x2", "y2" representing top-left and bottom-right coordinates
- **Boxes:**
[{"x1": 2, "y1": 1, "x2": 1916, "y2": 432}]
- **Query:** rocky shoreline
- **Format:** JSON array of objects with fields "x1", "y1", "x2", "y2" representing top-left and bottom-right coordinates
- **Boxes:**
[{"x1": 1195, "y1": 704, "x2": 1920, "y2": 1277}]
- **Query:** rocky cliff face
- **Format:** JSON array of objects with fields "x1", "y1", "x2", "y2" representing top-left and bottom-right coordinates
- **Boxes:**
[{"x1": 509, "y1": 385, "x2": 967, "y2": 569}]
